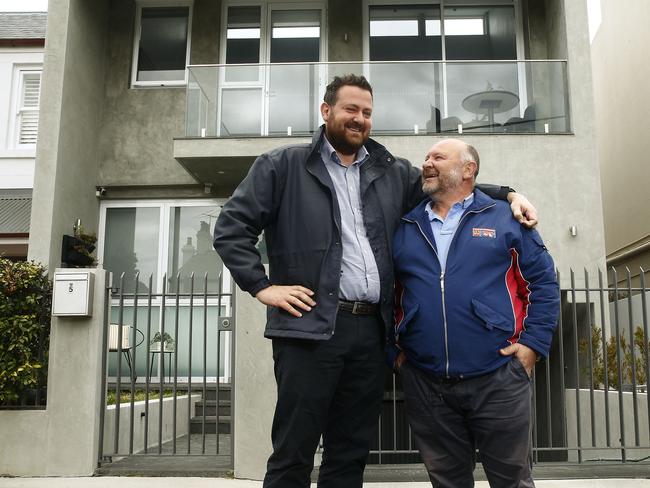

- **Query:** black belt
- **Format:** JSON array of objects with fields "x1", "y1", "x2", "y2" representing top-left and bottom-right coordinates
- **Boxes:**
[{"x1": 338, "y1": 300, "x2": 378, "y2": 315}]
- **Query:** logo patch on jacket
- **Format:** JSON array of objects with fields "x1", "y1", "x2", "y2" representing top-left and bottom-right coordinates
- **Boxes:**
[{"x1": 472, "y1": 227, "x2": 496, "y2": 238}]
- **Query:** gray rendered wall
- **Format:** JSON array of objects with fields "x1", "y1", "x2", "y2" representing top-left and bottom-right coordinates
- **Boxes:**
[
  {"x1": 327, "y1": 0, "x2": 363, "y2": 62},
  {"x1": 591, "y1": 0, "x2": 650, "y2": 282},
  {"x1": 28, "y1": 0, "x2": 109, "y2": 272},
  {"x1": 97, "y1": 0, "x2": 220, "y2": 187},
  {"x1": 0, "y1": 269, "x2": 109, "y2": 476}
]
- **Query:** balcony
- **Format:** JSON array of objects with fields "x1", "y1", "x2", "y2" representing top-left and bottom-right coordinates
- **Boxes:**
[
  {"x1": 185, "y1": 60, "x2": 569, "y2": 137},
  {"x1": 176, "y1": 60, "x2": 569, "y2": 188}
]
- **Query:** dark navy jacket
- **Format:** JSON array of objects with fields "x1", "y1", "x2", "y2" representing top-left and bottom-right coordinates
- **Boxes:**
[
  {"x1": 389, "y1": 189, "x2": 559, "y2": 378},
  {"x1": 213, "y1": 126, "x2": 423, "y2": 339}
]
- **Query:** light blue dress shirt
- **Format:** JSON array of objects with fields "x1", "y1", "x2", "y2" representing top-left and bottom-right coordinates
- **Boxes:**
[
  {"x1": 320, "y1": 136, "x2": 381, "y2": 303},
  {"x1": 426, "y1": 193, "x2": 475, "y2": 270}
]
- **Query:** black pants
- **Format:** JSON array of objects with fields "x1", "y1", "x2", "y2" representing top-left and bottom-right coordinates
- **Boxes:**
[
  {"x1": 401, "y1": 360, "x2": 535, "y2": 488},
  {"x1": 263, "y1": 310, "x2": 385, "y2": 488}
]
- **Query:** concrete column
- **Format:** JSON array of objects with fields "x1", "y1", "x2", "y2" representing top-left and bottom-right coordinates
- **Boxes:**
[
  {"x1": 233, "y1": 287, "x2": 274, "y2": 480},
  {"x1": 44, "y1": 268, "x2": 110, "y2": 475}
]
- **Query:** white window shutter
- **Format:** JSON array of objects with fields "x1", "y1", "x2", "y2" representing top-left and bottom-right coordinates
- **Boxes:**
[{"x1": 18, "y1": 73, "x2": 41, "y2": 146}]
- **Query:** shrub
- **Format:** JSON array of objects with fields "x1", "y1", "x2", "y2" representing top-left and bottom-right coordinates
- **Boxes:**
[{"x1": 0, "y1": 258, "x2": 52, "y2": 405}]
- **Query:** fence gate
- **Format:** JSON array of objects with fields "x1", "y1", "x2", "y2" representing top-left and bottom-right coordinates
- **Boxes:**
[
  {"x1": 366, "y1": 268, "x2": 650, "y2": 470},
  {"x1": 97, "y1": 271, "x2": 234, "y2": 473}
]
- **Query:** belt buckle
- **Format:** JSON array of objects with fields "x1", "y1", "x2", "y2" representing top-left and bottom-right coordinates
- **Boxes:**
[{"x1": 351, "y1": 301, "x2": 361, "y2": 314}]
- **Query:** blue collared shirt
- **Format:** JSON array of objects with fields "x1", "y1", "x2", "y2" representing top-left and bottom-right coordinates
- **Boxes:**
[
  {"x1": 426, "y1": 192, "x2": 475, "y2": 270},
  {"x1": 320, "y1": 136, "x2": 381, "y2": 303}
]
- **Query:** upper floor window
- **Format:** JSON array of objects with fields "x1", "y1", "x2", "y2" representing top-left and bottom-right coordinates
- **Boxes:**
[
  {"x1": 131, "y1": 3, "x2": 192, "y2": 87},
  {"x1": 13, "y1": 69, "x2": 42, "y2": 148}
]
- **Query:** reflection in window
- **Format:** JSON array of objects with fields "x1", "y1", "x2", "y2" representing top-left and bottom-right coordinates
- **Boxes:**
[
  {"x1": 369, "y1": 5, "x2": 442, "y2": 61},
  {"x1": 103, "y1": 207, "x2": 160, "y2": 293},
  {"x1": 136, "y1": 7, "x2": 189, "y2": 83},
  {"x1": 168, "y1": 206, "x2": 222, "y2": 294},
  {"x1": 270, "y1": 9, "x2": 320, "y2": 63},
  {"x1": 445, "y1": 18, "x2": 485, "y2": 36},
  {"x1": 370, "y1": 20, "x2": 418, "y2": 37},
  {"x1": 444, "y1": 6, "x2": 515, "y2": 60},
  {"x1": 226, "y1": 6, "x2": 261, "y2": 64}
]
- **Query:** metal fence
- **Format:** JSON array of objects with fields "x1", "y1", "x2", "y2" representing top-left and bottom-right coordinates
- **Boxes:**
[
  {"x1": 97, "y1": 272, "x2": 234, "y2": 465},
  {"x1": 368, "y1": 267, "x2": 650, "y2": 466}
]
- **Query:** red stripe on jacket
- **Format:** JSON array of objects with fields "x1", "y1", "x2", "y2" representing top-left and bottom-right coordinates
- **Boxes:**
[{"x1": 505, "y1": 249, "x2": 531, "y2": 344}]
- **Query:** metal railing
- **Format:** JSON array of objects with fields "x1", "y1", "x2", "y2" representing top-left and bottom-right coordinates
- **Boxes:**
[
  {"x1": 186, "y1": 60, "x2": 570, "y2": 138},
  {"x1": 367, "y1": 267, "x2": 649, "y2": 466},
  {"x1": 98, "y1": 271, "x2": 234, "y2": 464}
]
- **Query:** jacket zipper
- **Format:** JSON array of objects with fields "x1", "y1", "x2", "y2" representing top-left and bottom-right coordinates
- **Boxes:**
[{"x1": 402, "y1": 201, "x2": 495, "y2": 377}]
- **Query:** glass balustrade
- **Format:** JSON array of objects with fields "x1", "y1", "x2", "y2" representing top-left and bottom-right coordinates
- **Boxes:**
[{"x1": 186, "y1": 60, "x2": 570, "y2": 137}]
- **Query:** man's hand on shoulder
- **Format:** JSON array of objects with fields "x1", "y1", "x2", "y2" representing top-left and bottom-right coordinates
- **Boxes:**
[
  {"x1": 255, "y1": 285, "x2": 316, "y2": 318},
  {"x1": 507, "y1": 192, "x2": 538, "y2": 229},
  {"x1": 499, "y1": 343, "x2": 538, "y2": 377}
]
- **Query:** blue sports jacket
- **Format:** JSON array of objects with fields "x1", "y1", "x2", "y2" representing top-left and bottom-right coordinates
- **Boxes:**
[{"x1": 389, "y1": 189, "x2": 560, "y2": 378}]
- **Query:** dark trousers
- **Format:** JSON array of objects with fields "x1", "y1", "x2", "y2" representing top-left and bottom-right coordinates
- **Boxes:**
[
  {"x1": 263, "y1": 310, "x2": 385, "y2": 488},
  {"x1": 401, "y1": 360, "x2": 535, "y2": 488}
]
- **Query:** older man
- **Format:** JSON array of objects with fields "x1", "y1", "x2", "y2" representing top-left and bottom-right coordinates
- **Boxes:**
[{"x1": 390, "y1": 139, "x2": 559, "y2": 488}]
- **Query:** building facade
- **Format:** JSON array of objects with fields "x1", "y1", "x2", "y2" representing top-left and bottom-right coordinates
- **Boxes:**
[
  {"x1": 590, "y1": 0, "x2": 650, "y2": 288},
  {"x1": 24, "y1": 0, "x2": 614, "y2": 477},
  {"x1": 0, "y1": 12, "x2": 45, "y2": 260}
]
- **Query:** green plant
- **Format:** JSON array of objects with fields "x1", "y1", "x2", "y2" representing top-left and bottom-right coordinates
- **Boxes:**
[
  {"x1": 72, "y1": 222, "x2": 98, "y2": 267},
  {"x1": 579, "y1": 325, "x2": 649, "y2": 389},
  {"x1": 150, "y1": 332, "x2": 175, "y2": 351},
  {"x1": 0, "y1": 258, "x2": 52, "y2": 404}
]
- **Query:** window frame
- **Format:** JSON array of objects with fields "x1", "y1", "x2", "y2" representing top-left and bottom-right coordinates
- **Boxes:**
[
  {"x1": 130, "y1": 0, "x2": 194, "y2": 88},
  {"x1": 9, "y1": 66, "x2": 42, "y2": 151}
]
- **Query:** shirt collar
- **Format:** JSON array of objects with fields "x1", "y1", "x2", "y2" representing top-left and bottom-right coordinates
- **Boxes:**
[
  {"x1": 321, "y1": 135, "x2": 369, "y2": 167},
  {"x1": 425, "y1": 192, "x2": 475, "y2": 222}
]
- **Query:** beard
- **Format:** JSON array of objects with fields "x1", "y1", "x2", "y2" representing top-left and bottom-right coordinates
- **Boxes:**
[
  {"x1": 325, "y1": 121, "x2": 369, "y2": 156},
  {"x1": 422, "y1": 167, "x2": 463, "y2": 196}
]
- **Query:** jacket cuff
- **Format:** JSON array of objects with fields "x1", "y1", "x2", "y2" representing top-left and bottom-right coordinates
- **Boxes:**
[{"x1": 248, "y1": 277, "x2": 272, "y2": 297}]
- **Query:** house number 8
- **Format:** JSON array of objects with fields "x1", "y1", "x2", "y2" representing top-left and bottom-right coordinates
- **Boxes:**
[{"x1": 68, "y1": 283, "x2": 74, "y2": 293}]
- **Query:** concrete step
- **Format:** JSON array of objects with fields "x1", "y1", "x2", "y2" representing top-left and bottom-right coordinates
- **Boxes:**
[
  {"x1": 194, "y1": 399, "x2": 231, "y2": 417},
  {"x1": 190, "y1": 415, "x2": 231, "y2": 434}
]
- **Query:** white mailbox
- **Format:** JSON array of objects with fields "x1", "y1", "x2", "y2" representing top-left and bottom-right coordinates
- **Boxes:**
[{"x1": 53, "y1": 270, "x2": 95, "y2": 317}]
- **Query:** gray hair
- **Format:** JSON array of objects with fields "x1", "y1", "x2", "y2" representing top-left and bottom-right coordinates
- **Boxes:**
[{"x1": 461, "y1": 143, "x2": 480, "y2": 179}]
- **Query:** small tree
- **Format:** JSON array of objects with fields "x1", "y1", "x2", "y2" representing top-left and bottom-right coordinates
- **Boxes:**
[{"x1": 0, "y1": 258, "x2": 52, "y2": 404}]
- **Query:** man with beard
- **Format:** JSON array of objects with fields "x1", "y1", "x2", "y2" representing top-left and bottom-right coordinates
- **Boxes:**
[
  {"x1": 390, "y1": 139, "x2": 559, "y2": 488},
  {"x1": 213, "y1": 76, "x2": 537, "y2": 488}
]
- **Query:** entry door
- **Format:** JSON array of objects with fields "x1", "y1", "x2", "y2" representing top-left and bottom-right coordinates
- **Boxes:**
[{"x1": 219, "y1": 2, "x2": 326, "y2": 137}]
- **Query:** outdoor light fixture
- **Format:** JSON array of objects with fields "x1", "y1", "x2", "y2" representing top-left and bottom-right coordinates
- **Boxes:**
[{"x1": 569, "y1": 225, "x2": 578, "y2": 237}]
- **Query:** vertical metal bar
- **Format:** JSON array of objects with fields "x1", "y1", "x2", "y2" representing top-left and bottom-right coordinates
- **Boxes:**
[
  {"x1": 216, "y1": 271, "x2": 223, "y2": 455},
  {"x1": 532, "y1": 372, "x2": 538, "y2": 464},
  {"x1": 229, "y1": 274, "x2": 237, "y2": 468},
  {"x1": 202, "y1": 272, "x2": 208, "y2": 454},
  {"x1": 598, "y1": 269, "x2": 611, "y2": 446},
  {"x1": 392, "y1": 373, "x2": 397, "y2": 451},
  {"x1": 129, "y1": 274, "x2": 140, "y2": 454},
  {"x1": 555, "y1": 270, "x2": 567, "y2": 460},
  {"x1": 544, "y1": 355, "x2": 552, "y2": 449},
  {"x1": 97, "y1": 276, "x2": 111, "y2": 464},
  {"x1": 639, "y1": 268, "x2": 649, "y2": 443},
  {"x1": 158, "y1": 274, "x2": 167, "y2": 454},
  {"x1": 570, "y1": 269, "x2": 582, "y2": 463},
  {"x1": 626, "y1": 268, "x2": 640, "y2": 446},
  {"x1": 144, "y1": 274, "x2": 153, "y2": 454},
  {"x1": 377, "y1": 415, "x2": 382, "y2": 465},
  {"x1": 172, "y1": 273, "x2": 180, "y2": 454},
  {"x1": 612, "y1": 267, "x2": 627, "y2": 462},
  {"x1": 584, "y1": 269, "x2": 596, "y2": 447},
  {"x1": 188, "y1": 273, "x2": 195, "y2": 454},
  {"x1": 113, "y1": 272, "x2": 125, "y2": 455}
]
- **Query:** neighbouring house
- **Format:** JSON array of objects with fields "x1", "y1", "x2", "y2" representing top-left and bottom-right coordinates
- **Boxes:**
[
  {"x1": 590, "y1": 0, "x2": 650, "y2": 288},
  {"x1": 0, "y1": 12, "x2": 46, "y2": 260}
]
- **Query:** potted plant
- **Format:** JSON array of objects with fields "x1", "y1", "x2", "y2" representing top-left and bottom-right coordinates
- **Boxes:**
[
  {"x1": 150, "y1": 332, "x2": 175, "y2": 352},
  {"x1": 61, "y1": 220, "x2": 97, "y2": 268}
]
